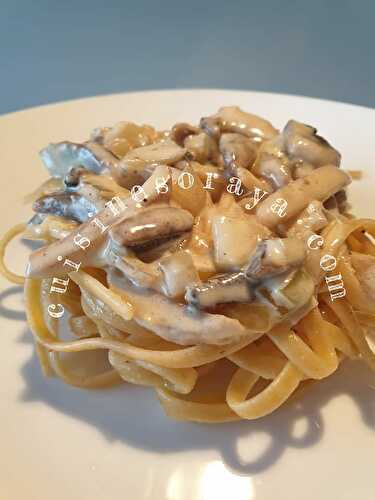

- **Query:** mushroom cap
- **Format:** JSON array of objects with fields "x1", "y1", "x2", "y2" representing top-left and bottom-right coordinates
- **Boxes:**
[{"x1": 110, "y1": 206, "x2": 194, "y2": 247}]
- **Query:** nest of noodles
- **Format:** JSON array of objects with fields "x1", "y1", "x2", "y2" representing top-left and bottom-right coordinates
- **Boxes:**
[{"x1": 1, "y1": 107, "x2": 375, "y2": 422}]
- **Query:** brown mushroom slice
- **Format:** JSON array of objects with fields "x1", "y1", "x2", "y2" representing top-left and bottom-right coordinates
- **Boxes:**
[
  {"x1": 27, "y1": 166, "x2": 173, "y2": 279},
  {"x1": 211, "y1": 214, "x2": 269, "y2": 271},
  {"x1": 40, "y1": 141, "x2": 119, "y2": 178},
  {"x1": 323, "y1": 188, "x2": 348, "y2": 213},
  {"x1": 110, "y1": 206, "x2": 194, "y2": 248},
  {"x1": 171, "y1": 123, "x2": 200, "y2": 146},
  {"x1": 283, "y1": 120, "x2": 341, "y2": 167},
  {"x1": 119, "y1": 232, "x2": 190, "y2": 255},
  {"x1": 108, "y1": 268, "x2": 256, "y2": 345},
  {"x1": 335, "y1": 189, "x2": 348, "y2": 212},
  {"x1": 114, "y1": 140, "x2": 187, "y2": 188},
  {"x1": 201, "y1": 106, "x2": 278, "y2": 143},
  {"x1": 63, "y1": 166, "x2": 87, "y2": 188},
  {"x1": 250, "y1": 132, "x2": 290, "y2": 186},
  {"x1": 184, "y1": 133, "x2": 218, "y2": 163},
  {"x1": 33, "y1": 190, "x2": 102, "y2": 223},
  {"x1": 323, "y1": 195, "x2": 339, "y2": 212},
  {"x1": 185, "y1": 272, "x2": 254, "y2": 309},
  {"x1": 256, "y1": 165, "x2": 351, "y2": 228},
  {"x1": 136, "y1": 233, "x2": 188, "y2": 263},
  {"x1": 159, "y1": 251, "x2": 200, "y2": 298},
  {"x1": 219, "y1": 133, "x2": 257, "y2": 170},
  {"x1": 200, "y1": 116, "x2": 221, "y2": 140},
  {"x1": 245, "y1": 238, "x2": 306, "y2": 281}
]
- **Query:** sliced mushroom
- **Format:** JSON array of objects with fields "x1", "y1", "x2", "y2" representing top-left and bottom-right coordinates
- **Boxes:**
[
  {"x1": 323, "y1": 195, "x2": 339, "y2": 211},
  {"x1": 114, "y1": 139, "x2": 186, "y2": 188},
  {"x1": 252, "y1": 153, "x2": 292, "y2": 189},
  {"x1": 136, "y1": 233, "x2": 187, "y2": 262},
  {"x1": 219, "y1": 133, "x2": 257, "y2": 170},
  {"x1": 108, "y1": 268, "x2": 255, "y2": 345},
  {"x1": 256, "y1": 165, "x2": 351, "y2": 228},
  {"x1": 121, "y1": 139, "x2": 186, "y2": 165},
  {"x1": 27, "y1": 165, "x2": 173, "y2": 278},
  {"x1": 201, "y1": 106, "x2": 278, "y2": 143},
  {"x1": 335, "y1": 189, "x2": 348, "y2": 212},
  {"x1": 110, "y1": 206, "x2": 194, "y2": 248},
  {"x1": 63, "y1": 166, "x2": 86, "y2": 188},
  {"x1": 171, "y1": 123, "x2": 200, "y2": 146},
  {"x1": 33, "y1": 191, "x2": 101, "y2": 223},
  {"x1": 250, "y1": 133, "x2": 290, "y2": 188},
  {"x1": 245, "y1": 238, "x2": 306, "y2": 281},
  {"x1": 252, "y1": 120, "x2": 341, "y2": 189},
  {"x1": 40, "y1": 141, "x2": 119, "y2": 178},
  {"x1": 324, "y1": 188, "x2": 348, "y2": 213},
  {"x1": 33, "y1": 175, "x2": 107, "y2": 222},
  {"x1": 200, "y1": 116, "x2": 221, "y2": 140},
  {"x1": 185, "y1": 272, "x2": 254, "y2": 309},
  {"x1": 102, "y1": 121, "x2": 157, "y2": 157},
  {"x1": 283, "y1": 120, "x2": 341, "y2": 167},
  {"x1": 184, "y1": 133, "x2": 218, "y2": 163}
]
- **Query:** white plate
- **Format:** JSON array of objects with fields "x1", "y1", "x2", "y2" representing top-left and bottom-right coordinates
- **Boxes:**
[{"x1": 1, "y1": 90, "x2": 375, "y2": 500}]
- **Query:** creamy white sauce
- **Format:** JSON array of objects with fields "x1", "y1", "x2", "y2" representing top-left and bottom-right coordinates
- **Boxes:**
[{"x1": 107, "y1": 268, "x2": 251, "y2": 345}]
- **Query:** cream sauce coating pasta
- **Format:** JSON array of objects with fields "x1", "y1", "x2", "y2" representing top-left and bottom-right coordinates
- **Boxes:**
[{"x1": 1, "y1": 106, "x2": 374, "y2": 422}]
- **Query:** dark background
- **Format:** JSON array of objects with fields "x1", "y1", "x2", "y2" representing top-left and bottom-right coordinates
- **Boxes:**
[{"x1": 1, "y1": 0, "x2": 374, "y2": 114}]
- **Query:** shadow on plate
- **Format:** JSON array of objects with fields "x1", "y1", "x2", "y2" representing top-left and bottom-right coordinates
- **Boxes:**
[
  {"x1": 18, "y1": 325, "x2": 375, "y2": 476},
  {"x1": 0, "y1": 285, "x2": 26, "y2": 321},
  {"x1": 0, "y1": 238, "x2": 40, "y2": 321}
]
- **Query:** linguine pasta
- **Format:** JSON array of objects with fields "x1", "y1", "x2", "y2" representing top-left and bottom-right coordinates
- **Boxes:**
[{"x1": 1, "y1": 106, "x2": 375, "y2": 423}]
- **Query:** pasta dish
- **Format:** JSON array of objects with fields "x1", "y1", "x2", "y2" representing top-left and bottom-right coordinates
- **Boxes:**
[{"x1": 1, "y1": 105, "x2": 375, "y2": 422}]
